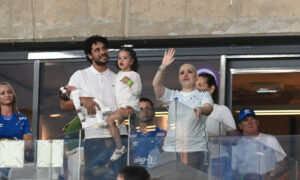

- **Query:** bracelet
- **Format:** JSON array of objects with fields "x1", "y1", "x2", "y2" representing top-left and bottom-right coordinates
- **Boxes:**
[
  {"x1": 158, "y1": 65, "x2": 166, "y2": 71},
  {"x1": 127, "y1": 80, "x2": 133, "y2": 86}
]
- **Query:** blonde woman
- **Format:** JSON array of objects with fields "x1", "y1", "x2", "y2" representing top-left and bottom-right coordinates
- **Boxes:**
[
  {"x1": 0, "y1": 82, "x2": 32, "y2": 140},
  {"x1": 152, "y1": 49, "x2": 213, "y2": 171}
]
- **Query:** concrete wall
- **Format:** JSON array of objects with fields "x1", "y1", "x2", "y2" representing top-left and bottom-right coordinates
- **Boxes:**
[{"x1": 1, "y1": 0, "x2": 300, "y2": 42}]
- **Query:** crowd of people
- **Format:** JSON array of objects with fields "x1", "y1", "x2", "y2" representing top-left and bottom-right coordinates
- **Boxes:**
[{"x1": 0, "y1": 35, "x2": 290, "y2": 180}]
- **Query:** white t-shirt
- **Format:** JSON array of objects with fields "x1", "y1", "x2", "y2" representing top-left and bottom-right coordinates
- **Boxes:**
[
  {"x1": 159, "y1": 88, "x2": 213, "y2": 109},
  {"x1": 115, "y1": 71, "x2": 142, "y2": 110},
  {"x1": 159, "y1": 88, "x2": 214, "y2": 152},
  {"x1": 206, "y1": 104, "x2": 236, "y2": 136},
  {"x1": 232, "y1": 133, "x2": 286, "y2": 175},
  {"x1": 70, "y1": 89, "x2": 111, "y2": 128},
  {"x1": 68, "y1": 65, "x2": 127, "y2": 139},
  {"x1": 254, "y1": 133, "x2": 286, "y2": 159},
  {"x1": 207, "y1": 104, "x2": 237, "y2": 158}
]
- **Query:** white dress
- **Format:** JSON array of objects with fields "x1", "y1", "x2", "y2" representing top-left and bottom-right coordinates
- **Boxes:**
[{"x1": 115, "y1": 71, "x2": 142, "y2": 110}]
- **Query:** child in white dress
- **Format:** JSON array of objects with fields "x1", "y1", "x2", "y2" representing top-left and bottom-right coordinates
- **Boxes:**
[{"x1": 107, "y1": 46, "x2": 142, "y2": 161}]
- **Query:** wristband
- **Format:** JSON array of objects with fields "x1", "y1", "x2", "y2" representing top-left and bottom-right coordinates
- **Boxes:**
[
  {"x1": 127, "y1": 80, "x2": 133, "y2": 86},
  {"x1": 158, "y1": 65, "x2": 166, "y2": 71}
]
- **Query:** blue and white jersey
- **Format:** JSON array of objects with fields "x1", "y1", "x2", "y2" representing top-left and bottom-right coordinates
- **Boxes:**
[
  {"x1": 0, "y1": 113, "x2": 32, "y2": 140},
  {"x1": 130, "y1": 127, "x2": 166, "y2": 168}
]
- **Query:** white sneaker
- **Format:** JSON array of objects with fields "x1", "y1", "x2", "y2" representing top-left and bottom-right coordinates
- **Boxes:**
[{"x1": 110, "y1": 145, "x2": 127, "y2": 161}]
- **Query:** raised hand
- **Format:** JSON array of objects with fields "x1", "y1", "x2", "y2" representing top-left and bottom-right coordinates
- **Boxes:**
[
  {"x1": 121, "y1": 76, "x2": 130, "y2": 83},
  {"x1": 153, "y1": 48, "x2": 176, "y2": 99},
  {"x1": 161, "y1": 48, "x2": 176, "y2": 68}
]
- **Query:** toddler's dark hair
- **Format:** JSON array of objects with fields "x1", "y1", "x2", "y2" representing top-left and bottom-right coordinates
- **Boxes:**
[{"x1": 117, "y1": 47, "x2": 138, "y2": 72}]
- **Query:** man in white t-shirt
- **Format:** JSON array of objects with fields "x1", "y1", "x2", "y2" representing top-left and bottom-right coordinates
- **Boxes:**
[
  {"x1": 60, "y1": 35, "x2": 128, "y2": 180},
  {"x1": 232, "y1": 108, "x2": 287, "y2": 180}
]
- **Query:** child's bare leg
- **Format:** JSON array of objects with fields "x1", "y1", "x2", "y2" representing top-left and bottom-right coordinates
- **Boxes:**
[
  {"x1": 107, "y1": 109, "x2": 130, "y2": 161},
  {"x1": 106, "y1": 111, "x2": 122, "y2": 149}
]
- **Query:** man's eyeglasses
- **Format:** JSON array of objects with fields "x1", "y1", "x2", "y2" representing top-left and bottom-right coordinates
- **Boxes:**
[
  {"x1": 197, "y1": 83, "x2": 208, "y2": 88},
  {"x1": 139, "y1": 107, "x2": 153, "y2": 112}
]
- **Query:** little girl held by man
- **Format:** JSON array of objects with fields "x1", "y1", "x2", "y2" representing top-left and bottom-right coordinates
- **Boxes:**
[
  {"x1": 107, "y1": 46, "x2": 142, "y2": 161},
  {"x1": 59, "y1": 45, "x2": 142, "y2": 162}
]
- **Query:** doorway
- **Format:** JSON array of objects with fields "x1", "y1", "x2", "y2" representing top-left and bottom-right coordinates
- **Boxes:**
[
  {"x1": 231, "y1": 70, "x2": 300, "y2": 135},
  {"x1": 225, "y1": 55, "x2": 300, "y2": 161}
]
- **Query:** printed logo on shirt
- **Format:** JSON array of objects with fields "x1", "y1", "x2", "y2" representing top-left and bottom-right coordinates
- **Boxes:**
[
  {"x1": 130, "y1": 134, "x2": 137, "y2": 138},
  {"x1": 156, "y1": 132, "x2": 165, "y2": 137},
  {"x1": 134, "y1": 157, "x2": 147, "y2": 164},
  {"x1": 132, "y1": 141, "x2": 139, "y2": 147},
  {"x1": 198, "y1": 90, "x2": 208, "y2": 93},
  {"x1": 18, "y1": 117, "x2": 27, "y2": 121},
  {"x1": 134, "y1": 155, "x2": 153, "y2": 165}
]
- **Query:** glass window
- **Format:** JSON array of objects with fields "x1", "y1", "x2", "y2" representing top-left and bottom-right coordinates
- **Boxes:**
[
  {"x1": 39, "y1": 61, "x2": 89, "y2": 139},
  {"x1": 232, "y1": 72, "x2": 300, "y2": 135},
  {"x1": 0, "y1": 63, "x2": 33, "y2": 125},
  {"x1": 38, "y1": 57, "x2": 220, "y2": 139},
  {"x1": 139, "y1": 59, "x2": 220, "y2": 107}
]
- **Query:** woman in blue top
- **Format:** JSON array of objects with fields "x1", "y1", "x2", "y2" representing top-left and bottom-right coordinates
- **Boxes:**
[
  {"x1": 0, "y1": 82, "x2": 33, "y2": 179},
  {"x1": 0, "y1": 82, "x2": 32, "y2": 140}
]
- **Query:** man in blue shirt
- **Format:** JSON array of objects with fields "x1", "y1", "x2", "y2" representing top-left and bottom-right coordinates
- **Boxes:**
[{"x1": 130, "y1": 98, "x2": 166, "y2": 169}]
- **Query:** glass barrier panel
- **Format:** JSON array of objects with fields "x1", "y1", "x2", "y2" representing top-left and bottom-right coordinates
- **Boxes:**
[
  {"x1": 57, "y1": 130, "x2": 84, "y2": 180},
  {"x1": 129, "y1": 100, "x2": 212, "y2": 179},
  {"x1": 138, "y1": 101, "x2": 298, "y2": 180},
  {"x1": 207, "y1": 135, "x2": 298, "y2": 180},
  {"x1": 206, "y1": 117, "x2": 237, "y2": 137},
  {"x1": 0, "y1": 139, "x2": 69, "y2": 180},
  {"x1": 0, "y1": 131, "x2": 84, "y2": 180},
  {"x1": 3, "y1": 112, "x2": 299, "y2": 179}
]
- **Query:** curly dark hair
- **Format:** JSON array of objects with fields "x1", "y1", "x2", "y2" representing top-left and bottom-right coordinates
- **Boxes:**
[{"x1": 84, "y1": 35, "x2": 108, "y2": 63}]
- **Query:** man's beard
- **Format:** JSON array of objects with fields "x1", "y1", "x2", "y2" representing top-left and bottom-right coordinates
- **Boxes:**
[
  {"x1": 94, "y1": 54, "x2": 109, "y2": 66},
  {"x1": 94, "y1": 60, "x2": 108, "y2": 66}
]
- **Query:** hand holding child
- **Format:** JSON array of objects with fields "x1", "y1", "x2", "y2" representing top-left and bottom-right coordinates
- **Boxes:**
[
  {"x1": 194, "y1": 107, "x2": 202, "y2": 119},
  {"x1": 121, "y1": 76, "x2": 130, "y2": 83}
]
